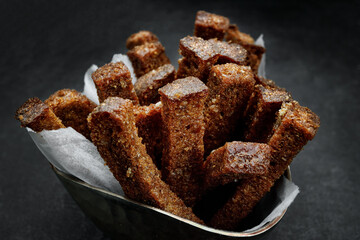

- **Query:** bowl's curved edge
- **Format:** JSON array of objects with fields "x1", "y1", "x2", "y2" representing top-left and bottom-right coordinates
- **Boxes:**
[{"x1": 52, "y1": 165, "x2": 292, "y2": 238}]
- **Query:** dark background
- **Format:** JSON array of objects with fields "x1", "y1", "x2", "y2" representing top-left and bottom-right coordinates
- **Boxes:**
[{"x1": 1, "y1": 0, "x2": 359, "y2": 239}]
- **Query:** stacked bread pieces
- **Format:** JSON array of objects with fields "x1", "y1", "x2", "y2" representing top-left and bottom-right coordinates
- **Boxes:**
[
  {"x1": 15, "y1": 10, "x2": 320, "y2": 231},
  {"x1": 87, "y1": 97, "x2": 202, "y2": 224}
]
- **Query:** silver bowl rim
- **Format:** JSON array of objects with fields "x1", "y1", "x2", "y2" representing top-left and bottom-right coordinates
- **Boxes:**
[{"x1": 53, "y1": 165, "x2": 291, "y2": 237}]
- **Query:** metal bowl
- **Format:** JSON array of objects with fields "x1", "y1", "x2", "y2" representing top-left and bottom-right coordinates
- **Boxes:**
[{"x1": 52, "y1": 166, "x2": 291, "y2": 240}]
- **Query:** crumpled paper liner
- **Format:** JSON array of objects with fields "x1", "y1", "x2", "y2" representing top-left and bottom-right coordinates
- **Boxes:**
[
  {"x1": 244, "y1": 176, "x2": 299, "y2": 232},
  {"x1": 28, "y1": 127, "x2": 123, "y2": 195},
  {"x1": 27, "y1": 48, "x2": 299, "y2": 231},
  {"x1": 255, "y1": 34, "x2": 266, "y2": 78}
]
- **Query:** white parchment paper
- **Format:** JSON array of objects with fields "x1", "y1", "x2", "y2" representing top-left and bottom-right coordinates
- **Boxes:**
[
  {"x1": 83, "y1": 64, "x2": 99, "y2": 104},
  {"x1": 26, "y1": 50, "x2": 299, "y2": 231},
  {"x1": 244, "y1": 176, "x2": 299, "y2": 232},
  {"x1": 28, "y1": 127, "x2": 123, "y2": 195},
  {"x1": 255, "y1": 34, "x2": 266, "y2": 78},
  {"x1": 111, "y1": 54, "x2": 137, "y2": 84}
]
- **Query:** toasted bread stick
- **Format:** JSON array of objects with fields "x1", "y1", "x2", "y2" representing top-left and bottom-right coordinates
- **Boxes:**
[
  {"x1": 159, "y1": 77, "x2": 208, "y2": 207},
  {"x1": 208, "y1": 39, "x2": 248, "y2": 66},
  {"x1": 194, "y1": 10, "x2": 230, "y2": 41},
  {"x1": 178, "y1": 36, "x2": 219, "y2": 81},
  {"x1": 134, "y1": 102, "x2": 163, "y2": 169},
  {"x1": 226, "y1": 24, "x2": 265, "y2": 73},
  {"x1": 15, "y1": 97, "x2": 65, "y2": 132},
  {"x1": 243, "y1": 85, "x2": 292, "y2": 143},
  {"x1": 203, "y1": 141, "x2": 270, "y2": 189},
  {"x1": 45, "y1": 89, "x2": 96, "y2": 139},
  {"x1": 91, "y1": 62, "x2": 139, "y2": 105},
  {"x1": 127, "y1": 42, "x2": 170, "y2": 78},
  {"x1": 92, "y1": 61, "x2": 139, "y2": 105},
  {"x1": 134, "y1": 64, "x2": 175, "y2": 105},
  {"x1": 126, "y1": 30, "x2": 159, "y2": 50},
  {"x1": 204, "y1": 64, "x2": 255, "y2": 155}
]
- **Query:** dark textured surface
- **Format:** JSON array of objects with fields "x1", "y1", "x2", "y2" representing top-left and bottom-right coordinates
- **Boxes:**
[{"x1": 1, "y1": 0, "x2": 359, "y2": 239}]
